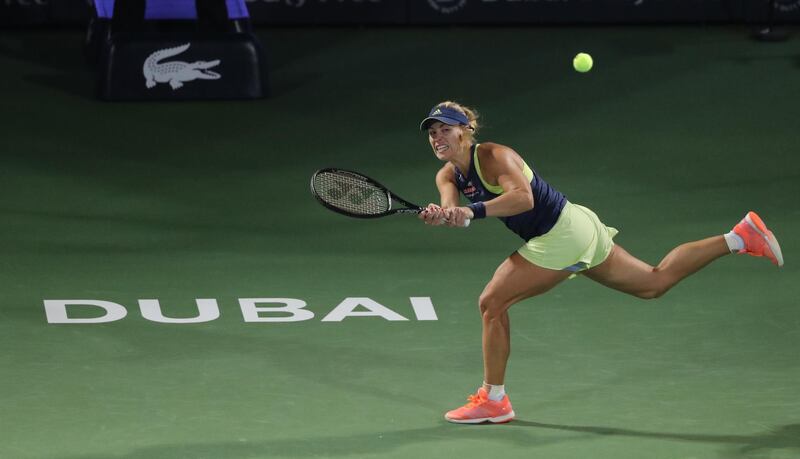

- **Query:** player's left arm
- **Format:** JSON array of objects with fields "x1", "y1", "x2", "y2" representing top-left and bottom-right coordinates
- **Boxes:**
[
  {"x1": 446, "y1": 144, "x2": 533, "y2": 226},
  {"x1": 481, "y1": 144, "x2": 534, "y2": 217}
]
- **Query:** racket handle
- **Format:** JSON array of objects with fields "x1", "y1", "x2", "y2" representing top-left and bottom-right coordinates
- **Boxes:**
[{"x1": 438, "y1": 218, "x2": 471, "y2": 227}]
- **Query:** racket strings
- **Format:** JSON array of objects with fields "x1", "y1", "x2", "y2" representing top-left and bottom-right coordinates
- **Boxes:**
[{"x1": 313, "y1": 171, "x2": 390, "y2": 216}]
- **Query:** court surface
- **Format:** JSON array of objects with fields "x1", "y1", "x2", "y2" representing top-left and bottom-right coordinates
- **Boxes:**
[{"x1": 0, "y1": 25, "x2": 798, "y2": 459}]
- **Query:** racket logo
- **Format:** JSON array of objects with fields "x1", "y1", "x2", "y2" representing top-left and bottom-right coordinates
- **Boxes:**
[{"x1": 326, "y1": 182, "x2": 379, "y2": 205}]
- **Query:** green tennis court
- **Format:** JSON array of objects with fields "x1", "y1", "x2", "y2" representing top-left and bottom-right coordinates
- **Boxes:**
[{"x1": 1, "y1": 25, "x2": 798, "y2": 459}]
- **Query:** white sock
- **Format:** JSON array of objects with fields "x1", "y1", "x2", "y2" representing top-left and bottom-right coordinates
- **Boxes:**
[
  {"x1": 724, "y1": 231, "x2": 744, "y2": 253},
  {"x1": 483, "y1": 382, "x2": 506, "y2": 401}
]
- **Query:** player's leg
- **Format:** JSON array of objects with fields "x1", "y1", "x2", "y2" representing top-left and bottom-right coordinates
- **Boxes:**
[
  {"x1": 479, "y1": 252, "x2": 572, "y2": 384},
  {"x1": 445, "y1": 252, "x2": 571, "y2": 424},
  {"x1": 585, "y1": 210, "x2": 783, "y2": 298},
  {"x1": 583, "y1": 237, "x2": 729, "y2": 299}
]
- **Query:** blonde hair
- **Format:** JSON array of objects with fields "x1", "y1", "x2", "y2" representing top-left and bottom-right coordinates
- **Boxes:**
[{"x1": 436, "y1": 100, "x2": 480, "y2": 146}]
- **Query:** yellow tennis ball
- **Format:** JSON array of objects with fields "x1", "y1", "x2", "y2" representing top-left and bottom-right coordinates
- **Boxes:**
[{"x1": 573, "y1": 52, "x2": 593, "y2": 73}]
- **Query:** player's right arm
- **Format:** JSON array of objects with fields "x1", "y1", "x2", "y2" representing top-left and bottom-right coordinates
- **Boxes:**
[
  {"x1": 436, "y1": 163, "x2": 461, "y2": 208},
  {"x1": 420, "y1": 164, "x2": 459, "y2": 225}
]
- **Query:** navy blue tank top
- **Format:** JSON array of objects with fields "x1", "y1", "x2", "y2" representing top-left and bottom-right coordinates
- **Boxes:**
[{"x1": 454, "y1": 144, "x2": 567, "y2": 241}]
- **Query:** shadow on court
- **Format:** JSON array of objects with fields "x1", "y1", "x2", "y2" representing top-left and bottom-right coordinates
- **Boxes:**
[
  {"x1": 51, "y1": 422, "x2": 800, "y2": 459},
  {"x1": 514, "y1": 420, "x2": 800, "y2": 458}
]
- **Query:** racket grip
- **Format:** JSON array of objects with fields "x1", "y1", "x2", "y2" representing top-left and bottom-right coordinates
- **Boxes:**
[{"x1": 438, "y1": 218, "x2": 471, "y2": 227}]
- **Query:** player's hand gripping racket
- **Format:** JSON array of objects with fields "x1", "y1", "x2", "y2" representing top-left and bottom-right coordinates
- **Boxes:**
[{"x1": 310, "y1": 168, "x2": 470, "y2": 227}]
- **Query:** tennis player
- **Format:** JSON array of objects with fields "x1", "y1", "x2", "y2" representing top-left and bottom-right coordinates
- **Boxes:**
[{"x1": 418, "y1": 101, "x2": 784, "y2": 424}]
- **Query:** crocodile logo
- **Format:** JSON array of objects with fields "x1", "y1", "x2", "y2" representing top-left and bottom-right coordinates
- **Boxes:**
[{"x1": 143, "y1": 43, "x2": 221, "y2": 90}]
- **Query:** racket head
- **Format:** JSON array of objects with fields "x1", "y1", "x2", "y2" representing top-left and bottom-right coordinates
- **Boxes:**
[{"x1": 311, "y1": 168, "x2": 421, "y2": 218}]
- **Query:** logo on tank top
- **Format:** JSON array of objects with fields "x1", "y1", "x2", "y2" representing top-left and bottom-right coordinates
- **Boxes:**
[{"x1": 462, "y1": 181, "x2": 478, "y2": 199}]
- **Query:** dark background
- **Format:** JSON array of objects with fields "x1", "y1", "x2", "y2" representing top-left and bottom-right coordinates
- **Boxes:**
[{"x1": 2, "y1": 0, "x2": 800, "y2": 26}]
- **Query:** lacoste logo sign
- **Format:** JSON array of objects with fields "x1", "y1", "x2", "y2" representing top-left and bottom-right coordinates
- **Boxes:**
[
  {"x1": 776, "y1": 0, "x2": 800, "y2": 12},
  {"x1": 143, "y1": 43, "x2": 222, "y2": 90},
  {"x1": 427, "y1": 0, "x2": 467, "y2": 14}
]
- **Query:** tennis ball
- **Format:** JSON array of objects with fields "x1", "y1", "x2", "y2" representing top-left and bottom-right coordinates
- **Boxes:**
[{"x1": 573, "y1": 52, "x2": 593, "y2": 73}]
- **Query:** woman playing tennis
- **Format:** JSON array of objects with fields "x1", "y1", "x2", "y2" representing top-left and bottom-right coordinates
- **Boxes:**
[{"x1": 418, "y1": 101, "x2": 784, "y2": 424}]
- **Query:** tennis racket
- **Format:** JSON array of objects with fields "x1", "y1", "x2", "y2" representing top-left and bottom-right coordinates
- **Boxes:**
[{"x1": 310, "y1": 168, "x2": 470, "y2": 227}]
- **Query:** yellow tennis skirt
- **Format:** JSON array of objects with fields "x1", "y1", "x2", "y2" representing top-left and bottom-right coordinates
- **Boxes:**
[{"x1": 517, "y1": 201, "x2": 618, "y2": 275}]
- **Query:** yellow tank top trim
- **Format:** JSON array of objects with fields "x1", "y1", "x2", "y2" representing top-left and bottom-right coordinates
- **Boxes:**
[{"x1": 472, "y1": 143, "x2": 534, "y2": 195}]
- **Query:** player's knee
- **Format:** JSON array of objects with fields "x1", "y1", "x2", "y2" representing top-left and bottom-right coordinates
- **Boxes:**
[
  {"x1": 478, "y1": 292, "x2": 507, "y2": 320},
  {"x1": 635, "y1": 290, "x2": 660, "y2": 300},
  {"x1": 635, "y1": 284, "x2": 670, "y2": 300},
  {"x1": 633, "y1": 270, "x2": 674, "y2": 299}
]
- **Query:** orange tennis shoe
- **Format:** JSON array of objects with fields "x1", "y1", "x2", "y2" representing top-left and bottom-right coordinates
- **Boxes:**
[
  {"x1": 732, "y1": 211, "x2": 784, "y2": 267},
  {"x1": 444, "y1": 387, "x2": 515, "y2": 424}
]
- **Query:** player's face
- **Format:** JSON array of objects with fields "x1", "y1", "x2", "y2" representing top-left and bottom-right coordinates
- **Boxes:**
[{"x1": 427, "y1": 121, "x2": 465, "y2": 160}]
